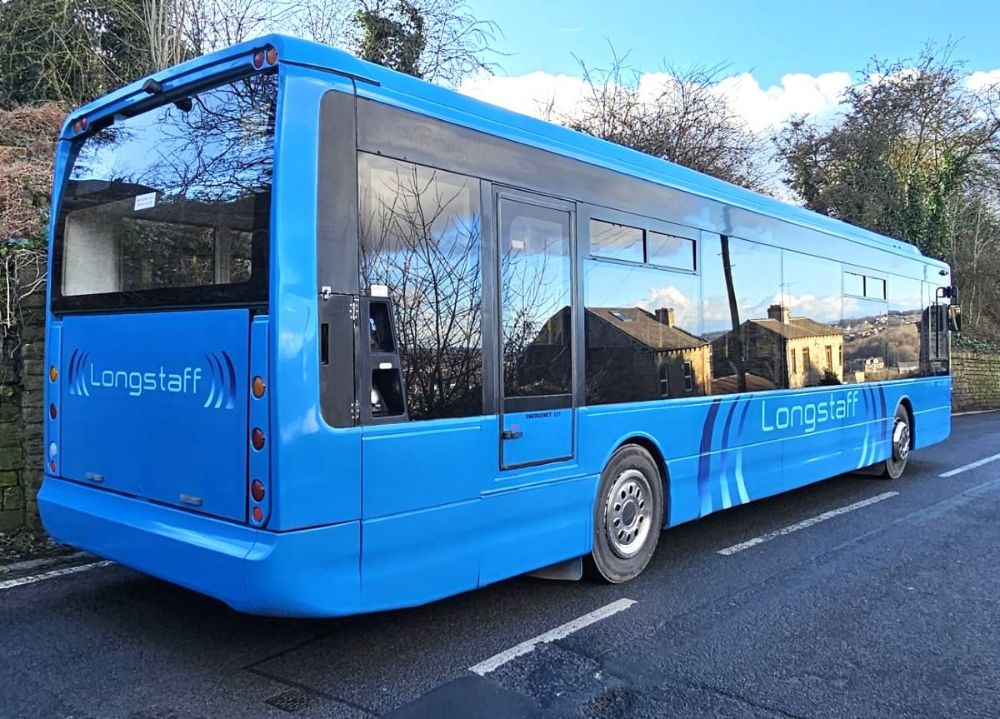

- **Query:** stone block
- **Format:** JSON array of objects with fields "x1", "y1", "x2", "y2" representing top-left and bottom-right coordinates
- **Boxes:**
[
  {"x1": 0, "y1": 446, "x2": 23, "y2": 471},
  {"x1": 0, "y1": 509, "x2": 22, "y2": 533},
  {"x1": 0, "y1": 471, "x2": 18, "y2": 487},
  {"x1": 0, "y1": 426, "x2": 24, "y2": 448},
  {"x1": 3, "y1": 486, "x2": 24, "y2": 510}
]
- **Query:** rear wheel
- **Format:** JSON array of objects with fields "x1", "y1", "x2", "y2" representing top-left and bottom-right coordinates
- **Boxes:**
[
  {"x1": 586, "y1": 444, "x2": 664, "y2": 583},
  {"x1": 880, "y1": 405, "x2": 912, "y2": 479}
]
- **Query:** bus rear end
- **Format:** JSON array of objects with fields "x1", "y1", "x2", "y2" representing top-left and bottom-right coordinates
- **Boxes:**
[{"x1": 37, "y1": 40, "x2": 357, "y2": 616}]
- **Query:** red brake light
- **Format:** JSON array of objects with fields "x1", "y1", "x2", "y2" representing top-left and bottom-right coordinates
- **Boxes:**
[
  {"x1": 251, "y1": 479, "x2": 265, "y2": 502},
  {"x1": 253, "y1": 49, "x2": 265, "y2": 69},
  {"x1": 252, "y1": 506, "x2": 263, "y2": 522},
  {"x1": 251, "y1": 428, "x2": 265, "y2": 450},
  {"x1": 49, "y1": 404, "x2": 57, "y2": 419}
]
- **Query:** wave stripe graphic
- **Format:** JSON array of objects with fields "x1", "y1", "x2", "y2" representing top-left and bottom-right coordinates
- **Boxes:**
[
  {"x1": 734, "y1": 399, "x2": 752, "y2": 504},
  {"x1": 697, "y1": 398, "x2": 723, "y2": 517},
  {"x1": 220, "y1": 351, "x2": 236, "y2": 410}
]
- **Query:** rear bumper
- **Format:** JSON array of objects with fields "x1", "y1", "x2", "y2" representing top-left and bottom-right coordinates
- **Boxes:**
[{"x1": 38, "y1": 476, "x2": 361, "y2": 617}]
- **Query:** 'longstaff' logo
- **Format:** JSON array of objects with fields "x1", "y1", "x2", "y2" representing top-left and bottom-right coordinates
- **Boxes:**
[
  {"x1": 65, "y1": 350, "x2": 236, "y2": 410},
  {"x1": 760, "y1": 390, "x2": 860, "y2": 434}
]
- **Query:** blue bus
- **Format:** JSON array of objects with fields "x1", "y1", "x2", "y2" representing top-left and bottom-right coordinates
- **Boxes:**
[{"x1": 39, "y1": 35, "x2": 957, "y2": 617}]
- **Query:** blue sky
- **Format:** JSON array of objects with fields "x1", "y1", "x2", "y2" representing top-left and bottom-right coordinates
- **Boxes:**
[
  {"x1": 467, "y1": 0, "x2": 1000, "y2": 86},
  {"x1": 458, "y1": 1, "x2": 1000, "y2": 142}
]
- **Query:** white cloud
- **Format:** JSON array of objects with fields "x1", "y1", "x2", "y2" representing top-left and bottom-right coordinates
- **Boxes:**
[
  {"x1": 712, "y1": 71, "x2": 851, "y2": 133},
  {"x1": 458, "y1": 70, "x2": 588, "y2": 120},
  {"x1": 459, "y1": 67, "x2": 1000, "y2": 134},
  {"x1": 967, "y1": 69, "x2": 1000, "y2": 92}
]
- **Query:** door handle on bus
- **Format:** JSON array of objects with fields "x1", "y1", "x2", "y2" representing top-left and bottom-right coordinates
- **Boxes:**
[{"x1": 502, "y1": 429, "x2": 523, "y2": 440}]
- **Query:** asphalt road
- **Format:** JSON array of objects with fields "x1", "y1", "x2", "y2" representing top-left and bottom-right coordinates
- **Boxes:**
[{"x1": 2, "y1": 413, "x2": 999, "y2": 719}]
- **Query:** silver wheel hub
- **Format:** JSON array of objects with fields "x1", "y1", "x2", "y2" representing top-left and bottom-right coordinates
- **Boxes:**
[
  {"x1": 892, "y1": 419, "x2": 910, "y2": 463},
  {"x1": 604, "y1": 469, "x2": 653, "y2": 559}
]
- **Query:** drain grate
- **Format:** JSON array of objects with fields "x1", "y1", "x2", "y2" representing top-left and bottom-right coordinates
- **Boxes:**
[{"x1": 264, "y1": 689, "x2": 311, "y2": 714}]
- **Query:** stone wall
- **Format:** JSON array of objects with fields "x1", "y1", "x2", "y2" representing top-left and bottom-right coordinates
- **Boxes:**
[
  {"x1": 952, "y1": 349, "x2": 1000, "y2": 412},
  {"x1": 0, "y1": 260, "x2": 45, "y2": 533}
]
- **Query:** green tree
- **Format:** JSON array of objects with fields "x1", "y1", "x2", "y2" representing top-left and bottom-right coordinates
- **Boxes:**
[
  {"x1": 354, "y1": 0, "x2": 426, "y2": 77},
  {"x1": 0, "y1": 0, "x2": 152, "y2": 108},
  {"x1": 776, "y1": 44, "x2": 1000, "y2": 261}
]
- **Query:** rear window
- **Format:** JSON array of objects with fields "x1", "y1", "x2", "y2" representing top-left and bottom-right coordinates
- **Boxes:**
[{"x1": 52, "y1": 72, "x2": 277, "y2": 311}]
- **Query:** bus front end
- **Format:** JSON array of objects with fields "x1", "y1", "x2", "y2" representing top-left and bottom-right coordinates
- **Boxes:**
[{"x1": 38, "y1": 38, "x2": 361, "y2": 617}]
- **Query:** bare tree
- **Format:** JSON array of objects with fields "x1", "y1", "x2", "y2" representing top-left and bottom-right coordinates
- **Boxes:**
[{"x1": 565, "y1": 48, "x2": 773, "y2": 193}]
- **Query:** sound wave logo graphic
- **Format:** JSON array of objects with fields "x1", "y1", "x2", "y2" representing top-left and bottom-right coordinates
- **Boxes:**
[
  {"x1": 203, "y1": 351, "x2": 237, "y2": 410},
  {"x1": 66, "y1": 349, "x2": 91, "y2": 397}
]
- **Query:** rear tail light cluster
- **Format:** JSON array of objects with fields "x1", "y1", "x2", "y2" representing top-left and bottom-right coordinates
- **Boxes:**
[
  {"x1": 248, "y1": 375, "x2": 269, "y2": 525},
  {"x1": 47, "y1": 364, "x2": 59, "y2": 473},
  {"x1": 252, "y1": 45, "x2": 278, "y2": 70},
  {"x1": 248, "y1": 317, "x2": 272, "y2": 527}
]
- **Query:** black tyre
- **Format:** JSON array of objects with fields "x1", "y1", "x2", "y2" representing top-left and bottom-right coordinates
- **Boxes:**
[
  {"x1": 879, "y1": 405, "x2": 912, "y2": 480},
  {"x1": 586, "y1": 444, "x2": 664, "y2": 584}
]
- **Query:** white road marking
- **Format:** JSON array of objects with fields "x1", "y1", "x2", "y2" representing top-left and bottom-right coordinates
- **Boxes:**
[
  {"x1": 469, "y1": 598, "x2": 636, "y2": 676},
  {"x1": 939, "y1": 452, "x2": 1000, "y2": 478},
  {"x1": 717, "y1": 491, "x2": 900, "y2": 556},
  {"x1": 0, "y1": 560, "x2": 113, "y2": 591}
]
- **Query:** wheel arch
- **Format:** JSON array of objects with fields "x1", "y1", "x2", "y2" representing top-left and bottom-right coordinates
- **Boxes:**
[
  {"x1": 897, "y1": 395, "x2": 916, "y2": 447},
  {"x1": 605, "y1": 433, "x2": 670, "y2": 527}
]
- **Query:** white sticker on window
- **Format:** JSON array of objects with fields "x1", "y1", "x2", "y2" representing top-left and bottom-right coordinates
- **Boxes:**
[
  {"x1": 133, "y1": 192, "x2": 156, "y2": 211},
  {"x1": 370, "y1": 284, "x2": 389, "y2": 297},
  {"x1": 511, "y1": 239, "x2": 525, "y2": 250}
]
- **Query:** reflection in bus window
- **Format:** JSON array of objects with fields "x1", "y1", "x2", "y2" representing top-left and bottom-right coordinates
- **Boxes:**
[
  {"x1": 704, "y1": 237, "x2": 784, "y2": 393},
  {"x1": 358, "y1": 153, "x2": 483, "y2": 420},
  {"x1": 501, "y1": 202, "x2": 573, "y2": 399},
  {"x1": 887, "y1": 277, "x2": 922, "y2": 378},
  {"x1": 583, "y1": 260, "x2": 705, "y2": 404},
  {"x1": 589, "y1": 219, "x2": 643, "y2": 263},
  {"x1": 782, "y1": 252, "x2": 844, "y2": 387},
  {"x1": 842, "y1": 296, "x2": 889, "y2": 383}
]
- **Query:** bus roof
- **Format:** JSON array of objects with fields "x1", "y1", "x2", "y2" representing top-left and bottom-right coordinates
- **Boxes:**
[{"x1": 67, "y1": 33, "x2": 945, "y2": 269}]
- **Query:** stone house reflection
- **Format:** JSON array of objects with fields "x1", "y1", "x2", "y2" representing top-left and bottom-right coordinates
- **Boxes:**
[
  {"x1": 711, "y1": 304, "x2": 844, "y2": 390},
  {"x1": 525, "y1": 306, "x2": 712, "y2": 402},
  {"x1": 583, "y1": 307, "x2": 711, "y2": 402}
]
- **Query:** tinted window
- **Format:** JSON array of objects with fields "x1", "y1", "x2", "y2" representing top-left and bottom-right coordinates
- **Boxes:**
[
  {"x1": 865, "y1": 276, "x2": 887, "y2": 299},
  {"x1": 358, "y1": 153, "x2": 483, "y2": 421},
  {"x1": 887, "y1": 276, "x2": 922, "y2": 378},
  {"x1": 647, "y1": 231, "x2": 695, "y2": 271},
  {"x1": 584, "y1": 259, "x2": 704, "y2": 404},
  {"x1": 589, "y1": 219, "x2": 643, "y2": 263},
  {"x1": 923, "y1": 281, "x2": 950, "y2": 375},
  {"x1": 843, "y1": 296, "x2": 889, "y2": 383},
  {"x1": 501, "y1": 200, "x2": 573, "y2": 399},
  {"x1": 703, "y1": 236, "x2": 783, "y2": 394},
  {"x1": 844, "y1": 272, "x2": 865, "y2": 296},
  {"x1": 55, "y1": 72, "x2": 276, "y2": 310},
  {"x1": 782, "y1": 252, "x2": 844, "y2": 387}
]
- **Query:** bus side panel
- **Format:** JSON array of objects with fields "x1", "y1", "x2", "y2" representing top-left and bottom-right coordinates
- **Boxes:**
[
  {"x1": 361, "y1": 417, "x2": 493, "y2": 519},
  {"x1": 270, "y1": 70, "x2": 362, "y2": 530},
  {"x1": 577, "y1": 398, "x2": 789, "y2": 528},
  {"x1": 908, "y1": 377, "x2": 952, "y2": 449},
  {"x1": 361, "y1": 499, "x2": 480, "y2": 610},
  {"x1": 478, "y1": 475, "x2": 595, "y2": 586}
]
